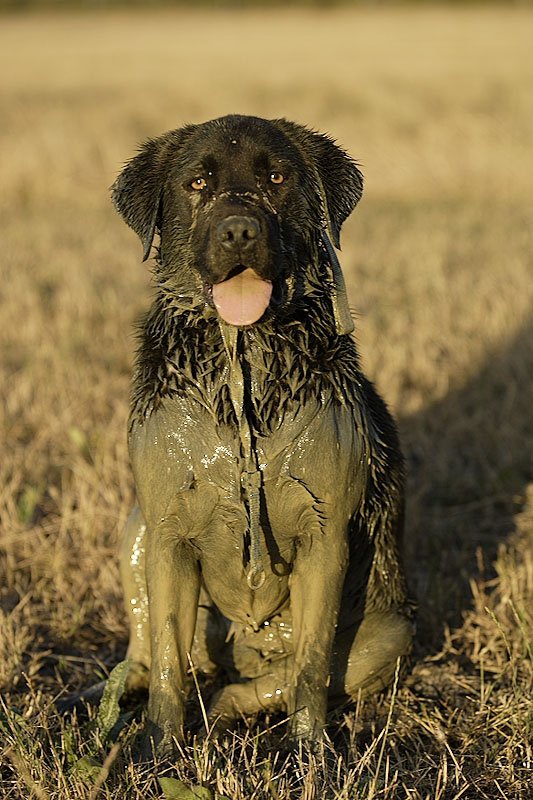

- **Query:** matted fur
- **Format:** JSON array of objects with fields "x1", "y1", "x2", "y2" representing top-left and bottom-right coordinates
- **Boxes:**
[{"x1": 112, "y1": 114, "x2": 412, "y2": 757}]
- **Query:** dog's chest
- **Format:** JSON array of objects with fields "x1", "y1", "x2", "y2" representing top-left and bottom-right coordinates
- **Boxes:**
[{"x1": 129, "y1": 347, "x2": 363, "y2": 627}]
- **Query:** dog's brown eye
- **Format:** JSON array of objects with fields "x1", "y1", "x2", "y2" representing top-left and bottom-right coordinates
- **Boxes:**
[
  {"x1": 191, "y1": 177, "x2": 207, "y2": 191},
  {"x1": 269, "y1": 171, "x2": 285, "y2": 185}
]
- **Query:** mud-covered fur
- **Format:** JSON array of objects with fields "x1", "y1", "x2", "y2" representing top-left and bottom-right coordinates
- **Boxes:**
[{"x1": 112, "y1": 114, "x2": 412, "y2": 758}]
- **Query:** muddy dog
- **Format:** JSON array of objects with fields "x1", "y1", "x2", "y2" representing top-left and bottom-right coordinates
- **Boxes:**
[{"x1": 112, "y1": 114, "x2": 412, "y2": 757}]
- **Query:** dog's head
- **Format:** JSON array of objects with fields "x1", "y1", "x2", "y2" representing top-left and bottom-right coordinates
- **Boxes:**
[{"x1": 112, "y1": 115, "x2": 363, "y2": 327}]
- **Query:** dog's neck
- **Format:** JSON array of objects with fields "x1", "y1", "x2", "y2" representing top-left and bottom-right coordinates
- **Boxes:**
[{"x1": 130, "y1": 253, "x2": 361, "y2": 433}]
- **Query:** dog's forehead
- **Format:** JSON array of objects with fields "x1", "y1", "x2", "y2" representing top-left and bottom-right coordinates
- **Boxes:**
[{"x1": 186, "y1": 116, "x2": 297, "y2": 165}]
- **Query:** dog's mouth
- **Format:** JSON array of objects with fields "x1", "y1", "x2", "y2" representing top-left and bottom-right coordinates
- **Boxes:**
[{"x1": 208, "y1": 265, "x2": 273, "y2": 327}]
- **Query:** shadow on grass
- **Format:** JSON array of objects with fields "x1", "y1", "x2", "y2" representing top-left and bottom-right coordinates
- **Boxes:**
[{"x1": 400, "y1": 317, "x2": 533, "y2": 651}]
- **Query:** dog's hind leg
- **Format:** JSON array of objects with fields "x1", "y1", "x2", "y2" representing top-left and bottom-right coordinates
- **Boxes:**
[
  {"x1": 206, "y1": 672, "x2": 287, "y2": 735},
  {"x1": 330, "y1": 611, "x2": 413, "y2": 703}
]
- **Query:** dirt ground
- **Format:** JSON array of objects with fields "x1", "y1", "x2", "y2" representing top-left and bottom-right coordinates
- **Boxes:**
[{"x1": 0, "y1": 5, "x2": 532, "y2": 798}]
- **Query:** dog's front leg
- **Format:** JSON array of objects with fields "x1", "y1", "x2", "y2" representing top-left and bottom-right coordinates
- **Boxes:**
[
  {"x1": 143, "y1": 521, "x2": 200, "y2": 760},
  {"x1": 288, "y1": 528, "x2": 348, "y2": 743}
]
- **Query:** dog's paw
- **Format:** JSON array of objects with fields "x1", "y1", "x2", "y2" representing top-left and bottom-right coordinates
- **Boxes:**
[
  {"x1": 280, "y1": 736, "x2": 336, "y2": 795},
  {"x1": 287, "y1": 704, "x2": 326, "y2": 746},
  {"x1": 135, "y1": 720, "x2": 180, "y2": 770}
]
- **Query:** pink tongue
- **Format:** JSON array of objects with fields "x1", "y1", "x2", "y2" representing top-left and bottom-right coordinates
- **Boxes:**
[{"x1": 212, "y1": 268, "x2": 273, "y2": 326}]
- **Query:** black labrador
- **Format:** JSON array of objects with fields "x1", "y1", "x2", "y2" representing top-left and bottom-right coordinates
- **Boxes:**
[{"x1": 112, "y1": 114, "x2": 412, "y2": 757}]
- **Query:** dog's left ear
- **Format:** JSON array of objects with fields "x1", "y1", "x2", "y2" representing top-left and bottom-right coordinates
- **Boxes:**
[
  {"x1": 111, "y1": 127, "x2": 192, "y2": 262},
  {"x1": 275, "y1": 119, "x2": 363, "y2": 248}
]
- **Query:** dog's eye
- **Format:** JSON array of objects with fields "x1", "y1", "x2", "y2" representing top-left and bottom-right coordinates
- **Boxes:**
[
  {"x1": 191, "y1": 177, "x2": 207, "y2": 191},
  {"x1": 269, "y1": 172, "x2": 285, "y2": 185}
]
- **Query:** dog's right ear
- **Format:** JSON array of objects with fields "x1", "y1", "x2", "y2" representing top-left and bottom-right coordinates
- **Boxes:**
[
  {"x1": 111, "y1": 128, "x2": 192, "y2": 262},
  {"x1": 111, "y1": 137, "x2": 165, "y2": 262}
]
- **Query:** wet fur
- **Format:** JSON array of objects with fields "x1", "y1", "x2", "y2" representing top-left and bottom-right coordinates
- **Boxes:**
[{"x1": 112, "y1": 114, "x2": 412, "y2": 757}]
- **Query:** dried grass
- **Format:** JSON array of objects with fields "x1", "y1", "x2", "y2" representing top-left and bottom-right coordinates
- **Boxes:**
[{"x1": 1, "y1": 5, "x2": 532, "y2": 798}]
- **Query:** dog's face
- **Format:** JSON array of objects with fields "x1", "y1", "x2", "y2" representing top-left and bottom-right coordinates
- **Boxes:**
[
  {"x1": 112, "y1": 115, "x2": 363, "y2": 326},
  {"x1": 165, "y1": 118, "x2": 309, "y2": 325}
]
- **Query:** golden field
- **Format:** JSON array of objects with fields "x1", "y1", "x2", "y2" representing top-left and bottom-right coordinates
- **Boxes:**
[{"x1": 0, "y1": 5, "x2": 532, "y2": 798}]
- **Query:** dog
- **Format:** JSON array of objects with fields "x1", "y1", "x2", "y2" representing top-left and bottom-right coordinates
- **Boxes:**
[{"x1": 112, "y1": 114, "x2": 412, "y2": 757}]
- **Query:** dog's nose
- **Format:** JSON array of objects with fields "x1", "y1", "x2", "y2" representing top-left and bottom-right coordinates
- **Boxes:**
[{"x1": 216, "y1": 216, "x2": 260, "y2": 251}]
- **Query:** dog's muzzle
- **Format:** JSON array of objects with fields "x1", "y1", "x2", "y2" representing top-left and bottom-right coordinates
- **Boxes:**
[
  {"x1": 208, "y1": 212, "x2": 274, "y2": 327},
  {"x1": 216, "y1": 215, "x2": 261, "y2": 252}
]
